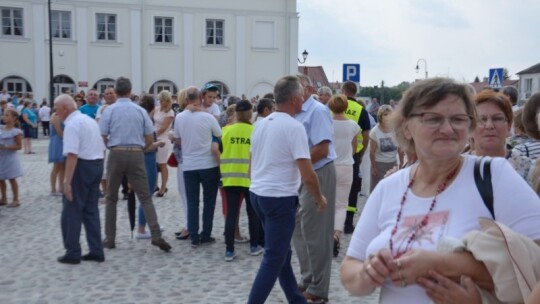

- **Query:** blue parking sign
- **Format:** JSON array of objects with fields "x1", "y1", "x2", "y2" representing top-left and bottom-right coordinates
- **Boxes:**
[{"x1": 343, "y1": 64, "x2": 360, "y2": 83}]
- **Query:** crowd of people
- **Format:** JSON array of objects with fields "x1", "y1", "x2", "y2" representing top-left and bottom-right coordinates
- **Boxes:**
[{"x1": 2, "y1": 75, "x2": 540, "y2": 303}]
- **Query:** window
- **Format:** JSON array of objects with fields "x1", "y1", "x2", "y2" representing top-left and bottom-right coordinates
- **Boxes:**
[
  {"x1": 154, "y1": 17, "x2": 173, "y2": 43},
  {"x1": 1, "y1": 7, "x2": 23, "y2": 37},
  {"x1": 96, "y1": 13, "x2": 116, "y2": 41},
  {"x1": 525, "y1": 78, "x2": 533, "y2": 92},
  {"x1": 206, "y1": 19, "x2": 223, "y2": 45},
  {"x1": 51, "y1": 11, "x2": 71, "y2": 39}
]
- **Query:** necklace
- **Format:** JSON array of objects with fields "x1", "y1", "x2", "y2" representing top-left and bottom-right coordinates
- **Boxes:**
[{"x1": 389, "y1": 158, "x2": 462, "y2": 258}]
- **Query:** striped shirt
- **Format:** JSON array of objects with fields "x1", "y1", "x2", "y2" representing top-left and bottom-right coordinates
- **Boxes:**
[{"x1": 512, "y1": 140, "x2": 540, "y2": 160}]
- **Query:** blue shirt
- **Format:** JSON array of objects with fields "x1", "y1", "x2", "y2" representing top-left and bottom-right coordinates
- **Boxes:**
[
  {"x1": 79, "y1": 104, "x2": 99, "y2": 119},
  {"x1": 22, "y1": 108, "x2": 37, "y2": 125},
  {"x1": 295, "y1": 96, "x2": 336, "y2": 170},
  {"x1": 99, "y1": 98, "x2": 154, "y2": 148}
]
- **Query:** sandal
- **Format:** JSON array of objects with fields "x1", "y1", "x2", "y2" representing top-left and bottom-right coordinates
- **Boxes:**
[
  {"x1": 235, "y1": 236, "x2": 249, "y2": 244},
  {"x1": 333, "y1": 235, "x2": 340, "y2": 258},
  {"x1": 0, "y1": 198, "x2": 7, "y2": 206},
  {"x1": 7, "y1": 201, "x2": 20, "y2": 208}
]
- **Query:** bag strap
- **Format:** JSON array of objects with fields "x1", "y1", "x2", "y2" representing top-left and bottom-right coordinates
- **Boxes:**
[{"x1": 474, "y1": 157, "x2": 494, "y2": 219}]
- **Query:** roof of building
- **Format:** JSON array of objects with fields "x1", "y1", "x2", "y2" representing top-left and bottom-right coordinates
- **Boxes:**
[
  {"x1": 469, "y1": 79, "x2": 518, "y2": 93},
  {"x1": 517, "y1": 63, "x2": 540, "y2": 75},
  {"x1": 297, "y1": 66, "x2": 330, "y2": 88}
]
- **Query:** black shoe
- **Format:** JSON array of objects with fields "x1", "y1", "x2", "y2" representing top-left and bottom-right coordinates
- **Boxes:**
[
  {"x1": 57, "y1": 256, "x2": 80, "y2": 265},
  {"x1": 344, "y1": 224, "x2": 355, "y2": 234},
  {"x1": 175, "y1": 232, "x2": 190, "y2": 240},
  {"x1": 103, "y1": 239, "x2": 116, "y2": 249},
  {"x1": 200, "y1": 237, "x2": 216, "y2": 245},
  {"x1": 81, "y1": 254, "x2": 105, "y2": 262},
  {"x1": 156, "y1": 188, "x2": 168, "y2": 197},
  {"x1": 151, "y1": 238, "x2": 172, "y2": 252},
  {"x1": 333, "y1": 237, "x2": 340, "y2": 258}
]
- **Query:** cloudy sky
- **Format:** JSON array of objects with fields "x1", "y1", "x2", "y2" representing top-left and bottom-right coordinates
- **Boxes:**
[{"x1": 297, "y1": 0, "x2": 540, "y2": 87}]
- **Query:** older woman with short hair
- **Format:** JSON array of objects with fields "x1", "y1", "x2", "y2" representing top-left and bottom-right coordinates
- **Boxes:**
[
  {"x1": 153, "y1": 90, "x2": 175, "y2": 197},
  {"x1": 341, "y1": 78, "x2": 540, "y2": 303}
]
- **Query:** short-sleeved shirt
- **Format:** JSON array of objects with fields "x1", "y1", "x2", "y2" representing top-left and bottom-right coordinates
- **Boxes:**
[
  {"x1": 295, "y1": 96, "x2": 336, "y2": 170},
  {"x1": 333, "y1": 119, "x2": 360, "y2": 166},
  {"x1": 173, "y1": 110, "x2": 222, "y2": 171},
  {"x1": 369, "y1": 125, "x2": 399, "y2": 163},
  {"x1": 205, "y1": 103, "x2": 221, "y2": 117},
  {"x1": 38, "y1": 106, "x2": 51, "y2": 122},
  {"x1": 63, "y1": 111, "x2": 105, "y2": 160},
  {"x1": 512, "y1": 140, "x2": 540, "y2": 160},
  {"x1": 79, "y1": 104, "x2": 99, "y2": 119},
  {"x1": 152, "y1": 106, "x2": 174, "y2": 138},
  {"x1": 250, "y1": 112, "x2": 311, "y2": 197},
  {"x1": 99, "y1": 98, "x2": 154, "y2": 148}
]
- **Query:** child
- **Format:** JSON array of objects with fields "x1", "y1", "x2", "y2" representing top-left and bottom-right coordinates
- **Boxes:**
[{"x1": 0, "y1": 108, "x2": 23, "y2": 207}]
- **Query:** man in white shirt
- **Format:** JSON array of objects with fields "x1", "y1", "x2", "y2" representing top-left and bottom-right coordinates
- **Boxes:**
[
  {"x1": 54, "y1": 94, "x2": 105, "y2": 264},
  {"x1": 173, "y1": 86, "x2": 222, "y2": 248},
  {"x1": 248, "y1": 75, "x2": 327, "y2": 303},
  {"x1": 201, "y1": 83, "x2": 221, "y2": 119},
  {"x1": 0, "y1": 89, "x2": 10, "y2": 102},
  {"x1": 38, "y1": 101, "x2": 51, "y2": 136}
]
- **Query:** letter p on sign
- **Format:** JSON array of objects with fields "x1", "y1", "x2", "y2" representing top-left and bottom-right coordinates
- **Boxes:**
[{"x1": 343, "y1": 64, "x2": 360, "y2": 83}]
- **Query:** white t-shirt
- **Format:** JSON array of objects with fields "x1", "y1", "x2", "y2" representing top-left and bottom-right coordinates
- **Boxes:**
[
  {"x1": 38, "y1": 106, "x2": 51, "y2": 122},
  {"x1": 369, "y1": 125, "x2": 399, "y2": 163},
  {"x1": 205, "y1": 103, "x2": 221, "y2": 117},
  {"x1": 346, "y1": 155, "x2": 540, "y2": 304},
  {"x1": 333, "y1": 119, "x2": 360, "y2": 166},
  {"x1": 250, "y1": 112, "x2": 310, "y2": 197},
  {"x1": 173, "y1": 110, "x2": 222, "y2": 171},
  {"x1": 63, "y1": 111, "x2": 105, "y2": 160}
]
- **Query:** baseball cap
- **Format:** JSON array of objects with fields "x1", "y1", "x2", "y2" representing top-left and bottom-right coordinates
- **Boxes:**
[
  {"x1": 235, "y1": 100, "x2": 253, "y2": 112},
  {"x1": 201, "y1": 83, "x2": 219, "y2": 92}
]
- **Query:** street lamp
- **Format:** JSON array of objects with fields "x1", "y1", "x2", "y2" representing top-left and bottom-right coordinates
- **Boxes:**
[
  {"x1": 415, "y1": 58, "x2": 428, "y2": 79},
  {"x1": 48, "y1": 0, "x2": 54, "y2": 107},
  {"x1": 298, "y1": 49, "x2": 308, "y2": 64}
]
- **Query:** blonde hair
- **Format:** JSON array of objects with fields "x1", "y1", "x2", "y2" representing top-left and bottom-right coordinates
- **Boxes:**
[
  {"x1": 377, "y1": 104, "x2": 393, "y2": 123},
  {"x1": 177, "y1": 89, "x2": 187, "y2": 109},
  {"x1": 158, "y1": 90, "x2": 172, "y2": 112},
  {"x1": 4, "y1": 108, "x2": 20, "y2": 128}
]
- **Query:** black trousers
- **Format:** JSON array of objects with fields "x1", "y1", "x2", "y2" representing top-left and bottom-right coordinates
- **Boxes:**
[{"x1": 224, "y1": 186, "x2": 260, "y2": 252}]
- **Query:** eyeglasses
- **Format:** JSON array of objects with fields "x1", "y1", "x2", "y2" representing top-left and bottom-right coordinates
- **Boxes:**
[
  {"x1": 409, "y1": 112, "x2": 472, "y2": 130},
  {"x1": 478, "y1": 114, "x2": 508, "y2": 127}
]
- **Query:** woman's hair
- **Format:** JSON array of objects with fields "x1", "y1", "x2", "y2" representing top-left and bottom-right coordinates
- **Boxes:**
[
  {"x1": 513, "y1": 108, "x2": 525, "y2": 132},
  {"x1": 328, "y1": 94, "x2": 348, "y2": 114},
  {"x1": 391, "y1": 77, "x2": 477, "y2": 154},
  {"x1": 139, "y1": 95, "x2": 155, "y2": 114},
  {"x1": 377, "y1": 104, "x2": 393, "y2": 123},
  {"x1": 4, "y1": 108, "x2": 20, "y2": 128},
  {"x1": 474, "y1": 90, "x2": 513, "y2": 127},
  {"x1": 177, "y1": 89, "x2": 187, "y2": 109},
  {"x1": 235, "y1": 106, "x2": 252, "y2": 124},
  {"x1": 158, "y1": 90, "x2": 172, "y2": 112},
  {"x1": 24, "y1": 100, "x2": 31, "y2": 107},
  {"x1": 522, "y1": 92, "x2": 540, "y2": 140}
]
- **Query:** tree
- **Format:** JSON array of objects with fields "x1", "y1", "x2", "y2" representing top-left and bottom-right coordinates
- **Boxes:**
[
  {"x1": 503, "y1": 68, "x2": 511, "y2": 80},
  {"x1": 474, "y1": 76, "x2": 480, "y2": 83}
]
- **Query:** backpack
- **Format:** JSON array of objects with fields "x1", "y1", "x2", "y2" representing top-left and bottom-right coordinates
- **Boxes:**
[{"x1": 474, "y1": 157, "x2": 494, "y2": 219}]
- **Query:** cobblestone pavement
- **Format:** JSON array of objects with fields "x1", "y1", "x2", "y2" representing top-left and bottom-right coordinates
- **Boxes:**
[{"x1": 0, "y1": 137, "x2": 379, "y2": 304}]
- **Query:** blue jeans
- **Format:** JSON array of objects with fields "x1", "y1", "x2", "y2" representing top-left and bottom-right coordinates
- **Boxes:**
[
  {"x1": 184, "y1": 167, "x2": 220, "y2": 245},
  {"x1": 248, "y1": 192, "x2": 306, "y2": 304},
  {"x1": 138, "y1": 152, "x2": 157, "y2": 227}
]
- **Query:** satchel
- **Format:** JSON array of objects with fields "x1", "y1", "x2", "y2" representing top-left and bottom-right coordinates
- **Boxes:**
[
  {"x1": 167, "y1": 153, "x2": 178, "y2": 167},
  {"x1": 474, "y1": 156, "x2": 494, "y2": 218}
]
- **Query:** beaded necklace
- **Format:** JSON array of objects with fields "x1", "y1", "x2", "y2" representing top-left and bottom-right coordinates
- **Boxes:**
[{"x1": 389, "y1": 159, "x2": 462, "y2": 259}]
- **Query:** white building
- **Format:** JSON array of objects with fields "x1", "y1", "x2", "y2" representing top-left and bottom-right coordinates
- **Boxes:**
[
  {"x1": 517, "y1": 63, "x2": 540, "y2": 101},
  {"x1": 0, "y1": 0, "x2": 300, "y2": 101}
]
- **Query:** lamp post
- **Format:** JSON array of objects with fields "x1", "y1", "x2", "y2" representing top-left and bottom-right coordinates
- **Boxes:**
[
  {"x1": 415, "y1": 58, "x2": 428, "y2": 79},
  {"x1": 48, "y1": 0, "x2": 54, "y2": 107},
  {"x1": 298, "y1": 49, "x2": 308, "y2": 75}
]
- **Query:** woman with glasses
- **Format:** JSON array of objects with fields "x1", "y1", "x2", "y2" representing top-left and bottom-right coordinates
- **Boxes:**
[
  {"x1": 469, "y1": 90, "x2": 513, "y2": 158},
  {"x1": 340, "y1": 78, "x2": 540, "y2": 303}
]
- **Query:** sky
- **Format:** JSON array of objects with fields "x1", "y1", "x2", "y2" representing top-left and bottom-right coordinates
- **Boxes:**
[{"x1": 297, "y1": 0, "x2": 540, "y2": 87}]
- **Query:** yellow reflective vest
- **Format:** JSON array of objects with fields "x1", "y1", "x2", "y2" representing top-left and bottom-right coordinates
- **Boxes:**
[
  {"x1": 220, "y1": 122, "x2": 253, "y2": 187},
  {"x1": 344, "y1": 98, "x2": 364, "y2": 152}
]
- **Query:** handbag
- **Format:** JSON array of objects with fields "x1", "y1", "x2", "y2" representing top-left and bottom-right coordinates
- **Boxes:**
[{"x1": 167, "y1": 153, "x2": 178, "y2": 167}]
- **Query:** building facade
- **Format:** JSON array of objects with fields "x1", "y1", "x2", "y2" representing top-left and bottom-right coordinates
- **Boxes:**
[
  {"x1": 0, "y1": 0, "x2": 299, "y2": 101},
  {"x1": 517, "y1": 63, "x2": 540, "y2": 101}
]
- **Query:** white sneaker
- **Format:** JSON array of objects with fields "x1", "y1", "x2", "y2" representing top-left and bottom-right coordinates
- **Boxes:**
[{"x1": 136, "y1": 231, "x2": 151, "y2": 239}]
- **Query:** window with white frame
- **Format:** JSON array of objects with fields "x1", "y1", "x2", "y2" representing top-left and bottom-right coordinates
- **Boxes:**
[
  {"x1": 1, "y1": 7, "x2": 23, "y2": 37},
  {"x1": 206, "y1": 19, "x2": 224, "y2": 45},
  {"x1": 154, "y1": 17, "x2": 173, "y2": 43},
  {"x1": 96, "y1": 13, "x2": 116, "y2": 41},
  {"x1": 51, "y1": 10, "x2": 71, "y2": 39},
  {"x1": 253, "y1": 21, "x2": 275, "y2": 49},
  {"x1": 525, "y1": 78, "x2": 533, "y2": 92}
]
